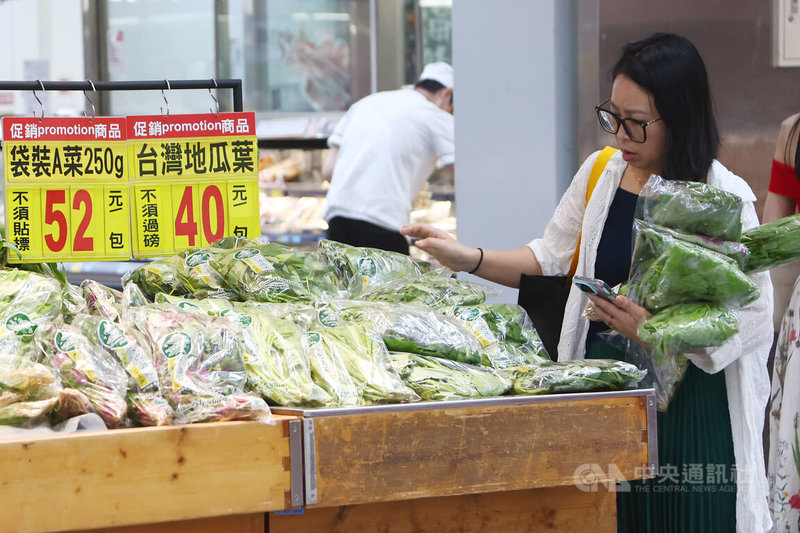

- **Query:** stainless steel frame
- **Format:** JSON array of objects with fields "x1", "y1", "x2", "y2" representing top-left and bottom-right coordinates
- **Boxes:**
[
  {"x1": 302, "y1": 418, "x2": 318, "y2": 505},
  {"x1": 288, "y1": 419, "x2": 305, "y2": 508}
]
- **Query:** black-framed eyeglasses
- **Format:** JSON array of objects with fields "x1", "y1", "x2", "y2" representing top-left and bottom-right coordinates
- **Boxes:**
[{"x1": 594, "y1": 98, "x2": 662, "y2": 144}]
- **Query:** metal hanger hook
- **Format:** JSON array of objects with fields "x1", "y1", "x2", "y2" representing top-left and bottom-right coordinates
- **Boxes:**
[
  {"x1": 32, "y1": 80, "x2": 45, "y2": 122},
  {"x1": 83, "y1": 80, "x2": 97, "y2": 122},
  {"x1": 161, "y1": 79, "x2": 171, "y2": 120},
  {"x1": 209, "y1": 78, "x2": 219, "y2": 117}
]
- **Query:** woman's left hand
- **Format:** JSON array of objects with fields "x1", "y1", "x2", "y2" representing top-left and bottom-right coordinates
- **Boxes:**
[{"x1": 588, "y1": 294, "x2": 650, "y2": 346}]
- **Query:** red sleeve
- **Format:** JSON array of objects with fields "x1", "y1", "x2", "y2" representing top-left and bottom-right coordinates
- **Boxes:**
[{"x1": 769, "y1": 159, "x2": 800, "y2": 200}]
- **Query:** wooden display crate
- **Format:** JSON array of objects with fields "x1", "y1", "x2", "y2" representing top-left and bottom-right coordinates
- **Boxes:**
[
  {"x1": 270, "y1": 389, "x2": 656, "y2": 532},
  {"x1": 0, "y1": 415, "x2": 302, "y2": 532}
]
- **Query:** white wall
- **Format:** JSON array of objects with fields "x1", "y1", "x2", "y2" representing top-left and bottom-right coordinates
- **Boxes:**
[
  {"x1": 0, "y1": 0, "x2": 84, "y2": 116},
  {"x1": 452, "y1": 0, "x2": 578, "y2": 302}
]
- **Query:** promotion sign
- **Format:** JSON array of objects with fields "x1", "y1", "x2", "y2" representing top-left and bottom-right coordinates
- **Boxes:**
[
  {"x1": 127, "y1": 112, "x2": 259, "y2": 257},
  {"x1": 3, "y1": 117, "x2": 131, "y2": 262}
]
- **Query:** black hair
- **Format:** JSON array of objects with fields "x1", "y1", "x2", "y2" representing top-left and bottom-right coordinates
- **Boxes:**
[
  {"x1": 414, "y1": 79, "x2": 446, "y2": 93},
  {"x1": 612, "y1": 32, "x2": 719, "y2": 182},
  {"x1": 784, "y1": 115, "x2": 800, "y2": 180}
]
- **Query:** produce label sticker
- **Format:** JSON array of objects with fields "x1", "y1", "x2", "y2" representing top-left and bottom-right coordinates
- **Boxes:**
[
  {"x1": 127, "y1": 113, "x2": 259, "y2": 257},
  {"x1": 2, "y1": 116, "x2": 130, "y2": 262}
]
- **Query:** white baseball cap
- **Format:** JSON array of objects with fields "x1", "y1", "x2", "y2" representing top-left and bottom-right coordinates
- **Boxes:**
[{"x1": 418, "y1": 62, "x2": 453, "y2": 89}]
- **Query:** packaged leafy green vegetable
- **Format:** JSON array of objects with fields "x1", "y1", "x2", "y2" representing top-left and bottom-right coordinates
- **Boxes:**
[
  {"x1": 82, "y1": 280, "x2": 123, "y2": 322},
  {"x1": 154, "y1": 293, "x2": 234, "y2": 315},
  {"x1": 334, "y1": 300, "x2": 483, "y2": 364},
  {"x1": 211, "y1": 235, "x2": 264, "y2": 249},
  {"x1": 129, "y1": 305, "x2": 247, "y2": 401},
  {"x1": 36, "y1": 322, "x2": 128, "y2": 428},
  {"x1": 632, "y1": 220, "x2": 750, "y2": 271},
  {"x1": 229, "y1": 303, "x2": 331, "y2": 406},
  {"x1": 359, "y1": 271, "x2": 488, "y2": 308},
  {"x1": 172, "y1": 392, "x2": 272, "y2": 424},
  {"x1": 62, "y1": 283, "x2": 88, "y2": 323},
  {"x1": 741, "y1": 213, "x2": 800, "y2": 273},
  {"x1": 510, "y1": 359, "x2": 646, "y2": 395},
  {"x1": 629, "y1": 239, "x2": 759, "y2": 311},
  {"x1": 177, "y1": 247, "x2": 238, "y2": 299},
  {"x1": 73, "y1": 314, "x2": 160, "y2": 394},
  {"x1": 210, "y1": 245, "x2": 338, "y2": 303},
  {"x1": 127, "y1": 391, "x2": 174, "y2": 426},
  {"x1": 318, "y1": 239, "x2": 431, "y2": 297},
  {"x1": 0, "y1": 358, "x2": 61, "y2": 402},
  {"x1": 301, "y1": 329, "x2": 360, "y2": 407},
  {"x1": 310, "y1": 307, "x2": 419, "y2": 405},
  {"x1": 0, "y1": 397, "x2": 59, "y2": 427},
  {"x1": 0, "y1": 269, "x2": 63, "y2": 365},
  {"x1": 122, "y1": 282, "x2": 149, "y2": 310},
  {"x1": 122, "y1": 256, "x2": 187, "y2": 300},
  {"x1": 389, "y1": 352, "x2": 510, "y2": 401},
  {"x1": 637, "y1": 175, "x2": 744, "y2": 241},
  {"x1": 638, "y1": 303, "x2": 739, "y2": 355}
]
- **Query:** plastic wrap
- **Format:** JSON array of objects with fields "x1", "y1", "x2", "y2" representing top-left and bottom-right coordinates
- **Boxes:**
[
  {"x1": 318, "y1": 239, "x2": 431, "y2": 297},
  {"x1": 177, "y1": 247, "x2": 238, "y2": 300},
  {"x1": 172, "y1": 393, "x2": 272, "y2": 424},
  {"x1": 359, "y1": 271, "x2": 490, "y2": 308},
  {"x1": 0, "y1": 358, "x2": 61, "y2": 402},
  {"x1": 509, "y1": 359, "x2": 646, "y2": 395},
  {"x1": 334, "y1": 300, "x2": 483, "y2": 364},
  {"x1": 389, "y1": 352, "x2": 510, "y2": 401},
  {"x1": 629, "y1": 239, "x2": 759, "y2": 311},
  {"x1": 61, "y1": 283, "x2": 88, "y2": 323},
  {"x1": 310, "y1": 307, "x2": 419, "y2": 405},
  {"x1": 741, "y1": 213, "x2": 800, "y2": 273},
  {"x1": 126, "y1": 392, "x2": 175, "y2": 426},
  {"x1": 209, "y1": 245, "x2": 337, "y2": 303},
  {"x1": 82, "y1": 279, "x2": 124, "y2": 322},
  {"x1": 0, "y1": 397, "x2": 59, "y2": 427},
  {"x1": 633, "y1": 220, "x2": 749, "y2": 270},
  {"x1": 122, "y1": 256, "x2": 187, "y2": 300},
  {"x1": 130, "y1": 306, "x2": 247, "y2": 401},
  {"x1": 154, "y1": 293, "x2": 233, "y2": 315},
  {"x1": 635, "y1": 303, "x2": 738, "y2": 411},
  {"x1": 36, "y1": 323, "x2": 128, "y2": 428},
  {"x1": 72, "y1": 314, "x2": 160, "y2": 394},
  {"x1": 636, "y1": 175, "x2": 744, "y2": 241},
  {"x1": 0, "y1": 270, "x2": 63, "y2": 366},
  {"x1": 229, "y1": 303, "x2": 330, "y2": 406}
]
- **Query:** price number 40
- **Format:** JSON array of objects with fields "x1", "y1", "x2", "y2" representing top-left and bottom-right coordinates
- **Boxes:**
[{"x1": 174, "y1": 185, "x2": 225, "y2": 246}]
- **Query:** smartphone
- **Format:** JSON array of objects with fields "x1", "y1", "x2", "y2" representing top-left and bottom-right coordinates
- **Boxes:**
[{"x1": 572, "y1": 276, "x2": 617, "y2": 302}]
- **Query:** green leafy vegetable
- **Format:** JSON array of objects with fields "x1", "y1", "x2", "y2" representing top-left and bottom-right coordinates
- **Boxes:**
[
  {"x1": 122, "y1": 256, "x2": 187, "y2": 300},
  {"x1": 360, "y1": 271, "x2": 487, "y2": 308},
  {"x1": 741, "y1": 214, "x2": 800, "y2": 273},
  {"x1": 177, "y1": 247, "x2": 238, "y2": 299},
  {"x1": 638, "y1": 303, "x2": 738, "y2": 356},
  {"x1": 510, "y1": 359, "x2": 646, "y2": 395},
  {"x1": 389, "y1": 352, "x2": 510, "y2": 401}
]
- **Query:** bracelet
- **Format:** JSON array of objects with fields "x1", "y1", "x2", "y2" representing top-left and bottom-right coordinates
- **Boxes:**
[{"x1": 467, "y1": 247, "x2": 484, "y2": 274}]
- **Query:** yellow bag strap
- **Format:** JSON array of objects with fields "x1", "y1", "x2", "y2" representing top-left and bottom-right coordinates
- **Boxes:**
[{"x1": 566, "y1": 146, "x2": 618, "y2": 280}]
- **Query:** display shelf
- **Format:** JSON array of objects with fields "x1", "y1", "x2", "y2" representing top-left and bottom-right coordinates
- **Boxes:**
[
  {"x1": 0, "y1": 416, "x2": 302, "y2": 533},
  {"x1": 270, "y1": 388, "x2": 657, "y2": 532}
]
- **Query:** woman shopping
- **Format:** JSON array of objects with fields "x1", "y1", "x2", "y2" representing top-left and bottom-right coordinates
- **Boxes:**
[
  {"x1": 764, "y1": 112, "x2": 800, "y2": 531},
  {"x1": 402, "y1": 33, "x2": 773, "y2": 532}
]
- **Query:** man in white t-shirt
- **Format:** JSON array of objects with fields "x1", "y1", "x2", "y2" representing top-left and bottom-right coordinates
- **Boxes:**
[{"x1": 321, "y1": 62, "x2": 455, "y2": 254}]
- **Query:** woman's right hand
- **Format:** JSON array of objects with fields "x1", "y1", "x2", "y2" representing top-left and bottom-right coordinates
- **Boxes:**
[{"x1": 401, "y1": 223, "x2": 481, "y2": 272}]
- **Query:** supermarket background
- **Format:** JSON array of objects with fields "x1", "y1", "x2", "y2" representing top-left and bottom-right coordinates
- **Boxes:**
[{"x1": 0, "y1": 0, "x2": 799, "y2": 297}]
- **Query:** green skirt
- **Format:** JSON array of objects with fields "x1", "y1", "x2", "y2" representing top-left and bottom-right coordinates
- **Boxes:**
[{"x1": 586, "y1": 341, "x2": 737, "y2": 532}]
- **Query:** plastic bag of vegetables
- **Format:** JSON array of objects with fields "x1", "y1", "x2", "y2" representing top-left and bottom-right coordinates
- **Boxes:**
[
  {"x1": 129, "y1": 306, "x2": 247, "y2": 400},
  {"x1": 628, "y1": 239, "x2": 759, "y2": 311},
  {"x1": 127, "y1": 391, "x2": 174, "y2": 426},
  {"x1": 154, "y1": 293, "x2": 233, "y2": 315},
  {"x1": 0, "y1": 269, "x2": 63, "y2": 364},
  {"x1": 636, "y1": 175, "x2": 744, "y2": 241},
  {"x1": 334, "y1": 300, "x2": 483, "y2": 364},
  {"x1": 62, "y1": 283, "x2": 88, "y2": 323},
  {"x1": 359, "y1": 271, "x2": 488, "y2": 308},
  {"x1": 0, "y1": 357, "x2": 61, "y2": 402},
  {"x1": 309, "y1": 306, "x2": 419, "y2": 405},
  {"x1": 36, "y1": 323, "x2": 128, "y2": 428},
  {"x1": 72, "y1": 314, "x2": 160, "y2": 394},
  {"x1": 318, "y1": 239, "x2": 431, "y2": 297},
  {"x1": 229, "y1": 303, "x2": 331, "y2": 406},
  {"x1": 122, "y1": 256, "x2": 187, "y2": 300},
  {"x1": 741, "y1": 213, "x2": 800, "y2": 273},
  {"x1": 438, "y1": 304, "x2": 549, "y2": 367},
  {"x1": 389, "y1": 352, "x2": 511, "y2": 401},
  {"x1": 509, "y1": 359, "x2": 646, "y2": 395},
  {"x1": 210, "y1": 245, "x2": 336, "y2": 303},
  {"x1": 82, "y1": 280, "x2": 124, "y2": 322},
  {"x1": 636, "y1": 303, "x2": 738, "y2": 411},
  {"x1": 177, "y1": 247, "x2": 238, "y2": 300},
  {"x1": 172, "y1": 392, "x2": 272, "y2": 424},
  {"x1": 631, "y1": 220, "x2": 749, "y2": 271}
]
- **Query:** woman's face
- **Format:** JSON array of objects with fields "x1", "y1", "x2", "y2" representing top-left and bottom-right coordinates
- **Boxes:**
[{"x1": 609, "y1": 74, "x2": 667, "y2": 176}]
